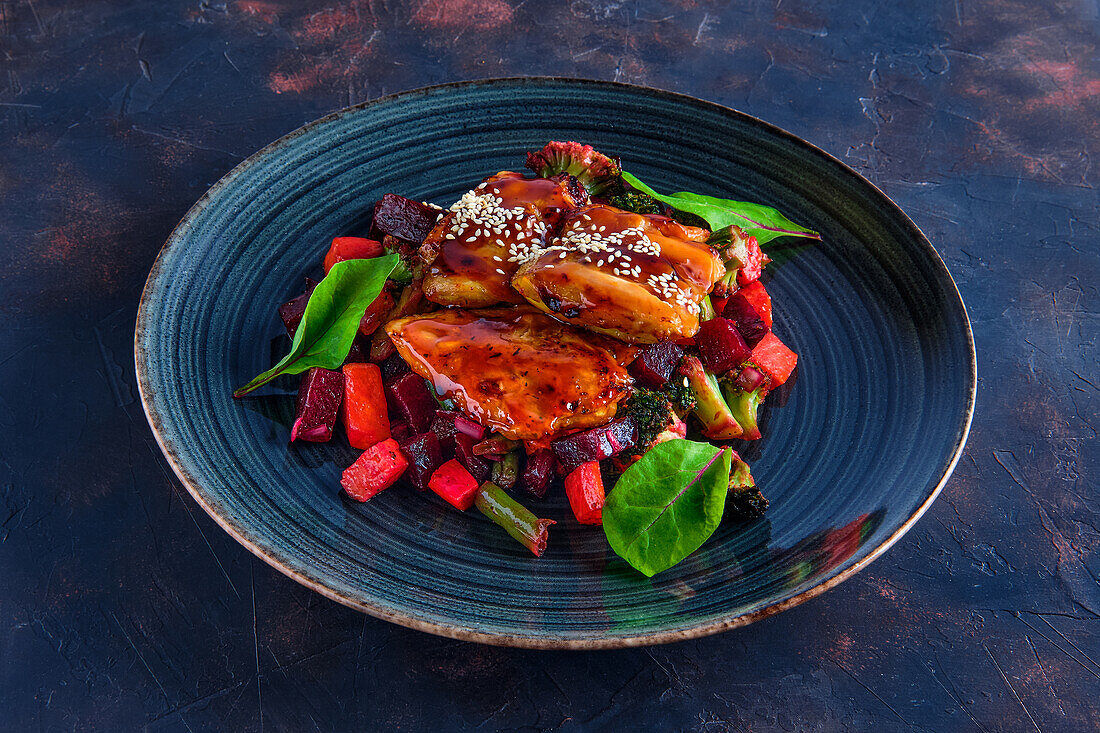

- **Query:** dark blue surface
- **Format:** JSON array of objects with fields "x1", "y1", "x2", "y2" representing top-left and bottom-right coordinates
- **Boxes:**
[{"x1": 2, "y1": 1, "x2": 1097, "y2": 730}]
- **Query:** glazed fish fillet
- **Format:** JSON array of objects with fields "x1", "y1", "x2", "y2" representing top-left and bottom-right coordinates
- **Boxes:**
[
  {"x1": 511, "y1": 205, "x2": 725, "y2": 343},
  {"x1": 385, "y1": 306, "x2": 635, "y2": 440}
]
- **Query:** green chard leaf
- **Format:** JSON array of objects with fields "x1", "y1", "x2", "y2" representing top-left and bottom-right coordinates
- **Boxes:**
[
  {"x1": 620, "y1": 171, "x2": 821, "y2": 246},
  {"x1": 233, "y1": 254, "x2": 397, "y2": 397},
  {"x1": 603, "y1": 440, "x2": 732, "y2": 577}
]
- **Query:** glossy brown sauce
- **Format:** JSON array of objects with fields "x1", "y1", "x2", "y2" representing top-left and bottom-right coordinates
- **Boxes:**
[{"x1": 385, "y1": 306, "x2": 636, "y2": 440}]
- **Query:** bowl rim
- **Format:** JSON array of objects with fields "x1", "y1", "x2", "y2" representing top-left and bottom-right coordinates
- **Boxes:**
[{"x1": 134, "y1": 76, "x2": 977, "y2": 649}]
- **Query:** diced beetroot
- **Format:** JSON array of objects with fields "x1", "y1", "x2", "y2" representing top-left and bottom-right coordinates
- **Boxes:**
[
  {"x1": 369, "y1": 194, "x2": 438, "y2": 244},
  {"x1": 398, "y1": 432, "x2": 443, "y2": 491},
  {"x1": 379, "y1": 352, "x2": 411, "y2": 381},
  {"x1": 750, "y1": 331, "x2": 798, "y2": 388},
  {"x1": 736, "y1": 235, "x2": 766, "y2": 285},
  {"x1": 696, "y1": 318, "x2": 752, "y2": 375},
  {"x1": 384, "y1": 372, "x2": 437, "y2": 434},
  {"x1": 722, "y1": 293, "x2": 769, "y2": 347},
  {"x1": 454, "y1": 414, "x2": 487, "y2": 441},
  {"x1": 732, "y1": 365, "x2": 766, "y2": 393},
  {"x1": 520, "y1": 448, "x2": 556, "y2": 498},
  {"x1": 277, "y1": 278, "x2": 318, "y2": 337},
  {"x1": 323, "y1": 237, "x2": 384, "y2": 274},
  {"x1": 389, "y1": 419, "x2": 412, "y2": 443},
  {"x1": 343, "y1": 335, "x2": 369, "y2": 365},
  {"x1": 290, "y1": 367, "x2": 344, "y2": 443},
  {"x1": 341, "y1": 363, "x2": 391, "y2": 449},
  {"x1": 427, "y1": 459, "x2": 480, "y2": 511},
  {"x1": 628, "y1": 342, "x2": 684, "y2": 388},
  {"x1": 430, "y1": 410, "x2": 461, "y2": 455},
  {"x1": 736, "y1": 280, "x2": 772, "y2": 328},
  {"x1": 341, "y1": 438, "x2": 407, "y2": 502},
  {"x1": 551, "y1": 417, "x2": 638, "y2": 473},
  {"x1": 565, "y1": 462, "x2": 604, "y2": 525},
  {"x1": 455, "y1": 432, "x2": 491, "y2": 482}
]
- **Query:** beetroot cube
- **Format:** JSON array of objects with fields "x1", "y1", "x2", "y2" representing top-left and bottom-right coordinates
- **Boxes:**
[
  {"x1": 369, "y1": 194, "x2": 438, "y2": 244},
  {"x1": 399, "y1": 432, "x2": 443, "y2": 491},
  {"x1": 628, "y1": 342, "x2": 684, "y2": 388},
  {"x1": 696, "y1": 318, "x2": 752, "y2": 375},
  {"x1": 384, "y1": 372, "x2": 437, "y2": 434},
  {"x1": 722, "y1": 294, "x2": 769, "y2": 347},
  {"x1": 277, "y1": 278, "x2": 318, "y2": 337},
  {"x1": 430, "y1": 410, "x2": 461, "y2": 455},
  {"x1": 455, "y1": 432, "x2": 491, "y2": 482},
  {"x1": 290, "y1": 367, "x2": 344, "y2": 442},
  {"x1": 551, "y1": 417, "x2": 638, "y2": 473},
  {"x1": 520, "y1": 448, "x2": 556, "y2": 498}
]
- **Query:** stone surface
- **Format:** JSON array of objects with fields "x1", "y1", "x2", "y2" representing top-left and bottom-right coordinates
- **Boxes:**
[{"x1": 1, "y1": 1, "x2": 1097, "y2": 730}]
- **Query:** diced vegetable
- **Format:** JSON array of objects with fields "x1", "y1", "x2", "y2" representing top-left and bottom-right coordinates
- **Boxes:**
[
  {"x1": 729, "y1": 451, "x2": 755, "y2": 490},
  {"x1": 474, "y1": 482, "x2": 556, "y2": 556},
  {"x1": 358, "y1": 289, "x2": 395, "y2": 337},
  {"x1": 398, "y1": 431, "x2": 443, "y2": 491},
  {"x1": 455, "y1": 432, "x2": 491, "y2": 482},
  {"x1": 750, "y1": 331, "x2": 798, "y2": 388},
  {"x1": 565, "y1": 462, "x2": 604, "y2": 525},
  {"x1": 341, "y1": 438, "x2": 407, "y2": 501},
  {"x1": 732, "y1": 365, "x2": 766, "y2": 393},
  {"x1": 323, "y1": 237, "x2": 384, "y2": 274},
  {"x1": 520, "y1": 448, "x2": 555, "y2": 498},
  {"x1": 473, "y1": 435, "x2": 518, "y2": 457},
  {"x1": 369, "y1": 281, "x2": 425, "y2": 361},
  {"x1": 277, "y1": 278, "x2": 318, "y2": 337},
  {"x1": 734, "y1": 280, "x2": 772, "y2": 328},
  {"x1": 679, "y1": 356, "x2": 742, "y2": 440},
  {"x1": 454, "y1": 415, "x2": 487, "y2": 441},
  {"x1": 427, "y1": 459, "x2": 480, "y2": 510},
  {"x1": 491, "y1": 449, "x2": 521, "y2": 490},
  {"x1": 727, "y1": 451, "x2": 768, "y2": 520},
  {"x1": 721, "y1": 291, "x2": 768, "y2": 347},
  {"x1": 695, "y1": 318, "x2": 751, "y2": 375},
  {"x1": 628, "y1": 341, "x2": 684, "y2": 388},
  {"x1": 290, "y1": 367, "x2": 344, "y2": 443},
  {"x1": 341, "y1": 363, "x2": 391, "y2": 449},
  {"x1": 389, "y1": 419, "x2": 412, "y2": 443},
  {"x1": 551, "y1": 417, "x2": 638, "y2": 472},
  {"x1": 379, "y1": 352, "x2": 411, "y2": 381},
  {"x1": 429, "y1": 410, "x2": 461, "y2": 454},
  {"x1": 370, "y1": 193, "x2": 438, "y2": 244},
  {"x1": 723, "y1": 385, "x2": 764, "y2": 441},
  {"x1": 384, "y1": 372, "x2": 437, "y2": 434},
  {"x1": 737, "y1": 235, "x2": 767, "y2": 285}
]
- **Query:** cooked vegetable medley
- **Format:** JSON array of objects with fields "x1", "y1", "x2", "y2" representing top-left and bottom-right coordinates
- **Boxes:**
[{"x1": 236, "y1": 142, "x2": 819, "y2": 576}]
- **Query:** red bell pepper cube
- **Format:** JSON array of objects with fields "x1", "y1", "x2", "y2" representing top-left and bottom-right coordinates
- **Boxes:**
[
  {"x1": 737, "y1": 280, "x2": 772, "y2": 328},
  {"x1": 427, "y1": 459, "x2": 481, "y2": 511},
  {"x1": 341, "y1": 363, "x2": 391, "y2": 449},
  {"x1": 565, "y1": 462, "x2": 605, "y2": 525},
  {"x1": 341, "y1": 438, "x2": 408, "y2": 502},
  {"x1": 323, "y1": 237, "x2": 384, "y2": 274},
  {"x1": 750, "y1": 331, "x2": 798, "y2": 388}
]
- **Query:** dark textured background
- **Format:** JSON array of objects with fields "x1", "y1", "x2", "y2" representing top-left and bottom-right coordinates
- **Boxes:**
[{"x1": 1, "y1": 1, "x2": 1097, "y2": 731}]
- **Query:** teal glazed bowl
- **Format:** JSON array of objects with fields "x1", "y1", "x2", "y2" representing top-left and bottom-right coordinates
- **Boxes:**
[{"x1": 135, "y1": 79, "x2": 975, "y2": 648}]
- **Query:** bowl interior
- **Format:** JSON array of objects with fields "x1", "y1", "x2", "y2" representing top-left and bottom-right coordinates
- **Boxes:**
[{"x1": 136, "y1": 79, "x2": 974, "y2": 647}]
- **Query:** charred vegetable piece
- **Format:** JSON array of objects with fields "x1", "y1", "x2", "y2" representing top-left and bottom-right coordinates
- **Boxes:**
[
  {"x1": 721, "y1": 291, "x2": 769, "y2": 347},
  {"x1": 551, "y1": 416, "x2": 638, "y2": 472},
  {"x1": 520, "y1": 448, "x2": 556, "y2": 498},
  {"x1": 474, "y1": 482, "x2": 556, "y2": 556},
  {"x1": 371, "y1": 194, "x2": 439, "y2": 244},
  {"x1": 341, "y1": 363, "x2": 391, "y2": 449},
  {"x1": 628, "y1": 342, "x2": 684, "y2": 388},
  {"x1": 605, "y1": 189, "x2": 665, "y2": 215},
  {"x1": 679, "y1": 356, "x2": 742, "y2": 440},
  {"x1": 622, "y1": 388, "x2": 680, "y2": 449},
  {"x1": 750, "y1": 332, "x2": 798, "y2": 388},
  {"x1": 525, "y1": 141, "x2": 621, "y2": 195},
  {"x1": 734, "y1": 280, "x2": 772, "y2": 328},
  {"x1": 398, "y1": 432, "x2": 443, "y2": 491},
  {"x1": 727, "y1": 453, "x2": 769, "y2": 520},
  {"x1": 491, "y1": 449, "x2": 521, "y2": 490},
  {"x1": 428, "y1": 459, "x2": 480, "y2": 511},
  {"x1": 565, "y1": 462, "x2": 604, "y2": 525},
  {"x1": 341, "y1": 438, "x2": 408, "y2": 502},
  {"x1": 358, "y1": 288, "x2": 394, "y2": 337},
  {"x1": 729, "y1": 451, "x2": 755, "y2": 490},
  {"x1": 723, "y1": 384, "x2": 764, "y2": 441},
  {"x1": 696, "y1": 318, "x2": 752, "y2": 375},
  {"x1": 384, "y1": 372, "x2": 437, "y2": 434},
  {"x1": 474, "y1": 435, "x2": 518, "y2": 457},
  {"x1": 277, "y1": 278, "x2": 318, "y2": 337},
  {"x1": 379, "y1": 352, "x2": 411, "y2": 381},
  {"x1": 290, "y1": 367, "x2": 344, "y2": 443},
  {"x1": 324, "y1": 237, "x2": 384, "y2": 274},
  {"x1": 455, "y1": 432, "x2": 491, "y2": 482}
]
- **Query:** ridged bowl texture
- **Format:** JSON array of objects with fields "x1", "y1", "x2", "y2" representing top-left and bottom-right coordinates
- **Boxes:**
[{"x1": 136, "y1": 79, "x2": 975, "y2": 648}]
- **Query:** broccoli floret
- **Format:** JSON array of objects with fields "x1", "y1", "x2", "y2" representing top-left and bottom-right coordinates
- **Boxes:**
[
  {"x1": 525, "y1": 141, "x2": 621, "y2": 195},
  {"x1": 624, "y1": 388, "x2": 678, "y2": 447},
  {"x1": 662, "y1": 377, "x2": 697, "y2": 413},
  {"x1": 606, "y1": 190, "x2": 665, "y2": 215},
  {"x1": 679, "y1": 356, "x2": 742, "y2": 440},
  {"x1": 728, "y1": 487, "x2": 770, "y2": 520},
  {"x1": 722, "y1": 384, "x2": 764, "y2": 441}
]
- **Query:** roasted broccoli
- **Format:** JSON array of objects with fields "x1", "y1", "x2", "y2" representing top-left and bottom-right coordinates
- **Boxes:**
[
  {"x1": 662, "y1": 376, "x2": 697, "y2": 414},
  {"x1": 606, "y1": 189, "x2": 665, "y2": 215},
  {"x1": 624, "y1": 387, "x2": 678, "y2": 448},
  {"x1": 525, "y1": 141, "x2": 622, "y2": 195},
  {"x1": 679, "y1": 356, "x2": 743, "y2": 440},
  {"x1": 728, "y1": 487, "x2": 770, "y2": 520},
  {"x1": 722, "y1": 384, "x2": 764, "y2": 441}
]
